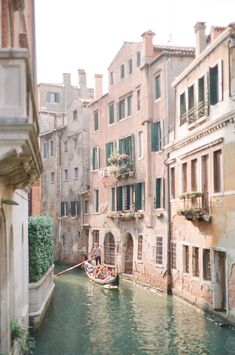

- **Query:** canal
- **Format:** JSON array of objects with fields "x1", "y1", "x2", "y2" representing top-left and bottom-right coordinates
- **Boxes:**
[{"x1": 33, "y1": 265, "x2": 235, "y2": 355}]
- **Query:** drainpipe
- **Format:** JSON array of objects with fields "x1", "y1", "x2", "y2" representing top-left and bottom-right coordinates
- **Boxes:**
[{"x1": 165, "y1": 154, "x2": 172, "y2": 295}]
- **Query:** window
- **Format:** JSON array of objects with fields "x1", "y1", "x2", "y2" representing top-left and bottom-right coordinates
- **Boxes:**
[
  {"x1": 155, "y1": 178, "x2": 165, "y2": 209},
  {"x1": 118, "y1": 98, "x2": 125, "y2": 120},
  {"x1": 61, "y1": 202, "x2": 68, "y2": 216},
  {"x1": 92, "y1": 230, "x2": 99, "y2": 246},
  {"x1": 171, "y1": 242, "x2": 176, "y2": 269},
  {"x1": 230, "y1": 47, "x2": 235, "y2": 96},
  {"x1": 138, "y1": 131, "x2": 143, "y2": 159},
  {"x1": 71, "y1": 201, "x2": 80, "y2": 217},
  {"x1": 137, "y1": 235, "x2": 143, "y2": 261},
  {"x1": 191, "y1": 159, "x2": 197, "y2": 191},
  {"x1": 127, "y1": 95, "x2": 132, "y2": 116},
  {"x1": 198, "y1": 76, "x2": 205, "y2": 103},
  {"x1": 120, "y1": 64, "x2": 125, "y2": 79},
  {"x1": 42, "y1": 142, "x2": 47, "y2": 159},
  {"x1": 94, "y1": 189, "x2": 99, "y2": 213},
  {"x1": 106, "y1": 142, "x2": 114, "y2": 166},
  {"x1": 156, "y1": 236, "x2": 163, "y2": 265},
  {"x1": 213, "y1": 149, "x2": 222, "y2": 192},
  {"x1": 92, "y1": 146, "x2": 99, "y2": 170},
  {"x1": 180, "y1": 92, "x2": 186, "y2": 125},
  {"x1": 137, "y1": 51, "x2": 141, "y2": 67},
  {"x1": 84, "y1": 200, "x2": 89, "y2": 214},
  {"x1": 170, "y1": 167, "x2": 175, "y2": 199},
  {"x1": 123, "y1": 185, "x2": 134, "y2": 210},
  {"x1": 94, "y1": 110, "x2": 99, "y2": 131},
  {"x1": 135, "y1": 182, "x2": 144, "y2": 210},
  {"x1": 74, "y1": 167, "x2": 78, "y2": 179},
  {"x1": 49, "y1": 140, "x2": 54, "y2": 157},
  {"x1": 73, "y1": 109, "x2": 78, "y2": 120},
  {"x1": 188, "y1": 85, "x2": 194, "y2": 110},
  {"x1": 110, "y1": 71, "x2": 114, "y2": 85},
  {"x1": 151, "y1": 121, "x2": 161, "y2": 152},
  {"x1": 128, "y1": 59, "x2": 132, "y2": 74},
  {"x1": 182, "y1": 163, "x2": 187, "y2": 193},
  {"x1": 50, "y1": 171, "x2": 55, "y2": 183},
  {"x1": 109, "y1": 102, "x2": 115, "y2": 124},
  {"x1": 74, "y1": 137, "x2": 78, "y2": 150},
  {"x1": 64, "y1": 141, "x2": 68, "y2": 152},
  {"x1": 64, "y1": 169, "x2": 68, "y2": 181},
  {"x1": 209, "y1": 64, "x2": 218, "y2": 105},
  {"x1": 192, "y1": 247, "x2": 199, "y2": 277},
  {"x1": 155, "y1": 74, "x2": 161, "y2": 100},
  {"x1": 183, "y1": 245, "x2": 189, "y2": 273},
  {"x1": 47, "y1": 92, "x2": 60, "y2": 103},
  {"x1": 118, "y1": 135, "x2": 134, "y2": 160},
  {"x1": 116, "y1": 186, "x2": 123, "y2": 211},
  {"x1": 203, "y1": 249, "x2": 211, "y2": 281},
  {"x1": 137, "y1": 89, "x2": 140, "y2": 111}
]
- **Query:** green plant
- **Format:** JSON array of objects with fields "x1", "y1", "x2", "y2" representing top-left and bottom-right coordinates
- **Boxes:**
[
  {"x1": 28, "y1": 215, "x2": 54, "y2": 283},
  {"x1": 179, "y1": 192, "x2": 203, "y2": 200},
  {"x1": 10, "y1": 319, "x2": 35, "y2": 354}
]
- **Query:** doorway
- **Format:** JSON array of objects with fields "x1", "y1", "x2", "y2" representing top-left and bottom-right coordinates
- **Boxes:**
[
  {"x1": 104, "y1": 232, "x2": 115, "y2": 265},
  {"x1": 123, "y1": 233, "x2": 133, "y2": 274},
  {"x1": 213, "y1": 250, "x2": 226, "y2": 311}
]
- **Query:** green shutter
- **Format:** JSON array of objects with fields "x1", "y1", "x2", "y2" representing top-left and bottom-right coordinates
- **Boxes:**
[
  {"x1": 92, "y1": 148, "x2": 96, "y2": 170},
  {"x1": 156, "y1": 178, "x2": 161, "y2": 208},
  {"x1": 209, "y1": 65, "x2": 218, "y2": 105},
  {"x1": 106, "y1": 143, "x2": 111, "y2": 166},
  {"x1": 135, "y1": 183, "x2": 142, "y2": 210},
  {"x1": 126, "y1": 185, "x2": 131, "y2": 210},
  {"x1": 151, "y1": 122, "x2": 161, "y2": 152},
  {"x1": 61, "y1": 202, "x2": 64, "y2": 216},
  {"x1": 117, "y1": 186, "x2": 123, "y2": 211}
]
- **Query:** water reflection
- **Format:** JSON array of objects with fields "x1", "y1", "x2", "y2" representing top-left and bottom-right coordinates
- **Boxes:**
[{"x1": 33, "y1": 266, "x2": 235, "y2": 355}]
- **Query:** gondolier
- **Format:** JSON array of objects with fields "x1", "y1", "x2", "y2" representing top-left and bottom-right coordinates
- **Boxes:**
[{"x1": 92, "y1": 243, "x2": 101, "y2": 265}]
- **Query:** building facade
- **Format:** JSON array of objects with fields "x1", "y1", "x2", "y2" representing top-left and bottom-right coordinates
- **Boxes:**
[
  {"x1": 88, "y1": 31, "x2": 194, "y2": 291},
  {"x1": 168, "y1": 22, "x2": 235, "y2": 321},
  {"x1": 0, "y1": 0, "x2": 42, "y2": 353},
  {"x1": 39, "y1": 70, "x2": 94, "y2": 263}
]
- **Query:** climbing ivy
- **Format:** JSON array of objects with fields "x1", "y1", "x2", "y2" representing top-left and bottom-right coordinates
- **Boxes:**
[{"x1": 28, "y1": 216, "x2": 54, "y2": 283}]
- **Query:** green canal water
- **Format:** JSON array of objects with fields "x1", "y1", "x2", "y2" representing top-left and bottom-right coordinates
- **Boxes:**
[{"x1": 33, "y1": 265, "x2": 235, "y2": 355}]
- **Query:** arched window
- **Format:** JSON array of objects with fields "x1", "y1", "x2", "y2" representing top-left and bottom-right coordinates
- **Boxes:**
[{"x1": 104, "y1": 232, "x2": 115, "y2": 265}]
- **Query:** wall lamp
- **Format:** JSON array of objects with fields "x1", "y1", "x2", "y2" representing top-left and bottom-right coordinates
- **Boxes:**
[{"x1": 1, "y1": 199, "x2": 19, "y2": 206}]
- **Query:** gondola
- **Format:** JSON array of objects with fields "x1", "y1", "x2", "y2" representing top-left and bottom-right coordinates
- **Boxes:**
[{"x1": 84, "y1": 260, "x2": 119, "y2": 289}]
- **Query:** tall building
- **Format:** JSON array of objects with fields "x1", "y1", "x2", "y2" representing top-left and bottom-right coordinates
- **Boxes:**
[
  {"x1": 168, "y1": 22, "x2": 235, "y2": 322},
  {"x1": 38, "y1": 70, "x2": 94, "y2": 263},
  {"x1": 0, "y1": 0, "x2": 42, "y2": 353},
  {"x1": 88, "y1": 31, "x2": 194, "y2": 290}
]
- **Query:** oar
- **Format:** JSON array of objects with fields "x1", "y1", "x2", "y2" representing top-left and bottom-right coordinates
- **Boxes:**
[{"x1": 55, "y1": 257, "x2": 95, "y2": 277}]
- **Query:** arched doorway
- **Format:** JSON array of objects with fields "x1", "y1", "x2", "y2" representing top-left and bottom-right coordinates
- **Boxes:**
[
  {"x1": 123, "y1": 233, "x2": 133, "y2": 274},
  {"x1": 104, "y1": 232, "x2": 115, "y2": 265}
]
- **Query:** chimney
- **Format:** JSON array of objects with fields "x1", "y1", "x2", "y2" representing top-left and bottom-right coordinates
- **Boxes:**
[
  {"x1": 94, "y1": 74, "x2": 103, "y2": 100},
  {"x1": 63, "y1": 73, "x2": 71, "y2": 86},
  {"x1": 141, "y1": 30, "x2": 155, "y2": 57},
  {"x1": 78, "y1": 69, "x2": 88, "y2": 98},
  {"x1": 194, "y1": 22, "x2": 207, "y2": 57}
]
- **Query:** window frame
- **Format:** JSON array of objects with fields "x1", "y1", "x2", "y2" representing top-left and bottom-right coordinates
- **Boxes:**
[
  {"x1": 156, "y1": 236, "x2": 163, "y2": 266},
  {"x1": 137, "y1": 235, "x2": 143, "y2": 261},
  {"x1": 155, "y1": 74, "x2": 161, "y2": 100}
]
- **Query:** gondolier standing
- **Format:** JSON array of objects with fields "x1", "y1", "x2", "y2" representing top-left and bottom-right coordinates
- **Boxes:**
[{"x1": 92, "y1": 243, "x2": 102, "y2": 265}]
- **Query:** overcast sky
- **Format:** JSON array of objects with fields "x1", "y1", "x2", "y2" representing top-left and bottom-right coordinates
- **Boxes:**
[{"x1": 35, "y1": 0, "x2": 234, "y2": 91}]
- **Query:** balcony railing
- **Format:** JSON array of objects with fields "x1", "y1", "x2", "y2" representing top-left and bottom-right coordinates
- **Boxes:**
[
  {"x1": 108, "y1": 152, "x2": 135, "y2": 180},
  {"x1": 180, "y1": 99, "x2": 209, "y2": 126},
  {"x1": 178, "y1": 192, "x2": 211, "y2": 222},
  {"x1": 0, "y1": 48, "x2": 42, "y2": 188}
]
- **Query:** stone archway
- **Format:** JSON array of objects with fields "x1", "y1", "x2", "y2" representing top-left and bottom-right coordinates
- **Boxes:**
[
  {"x1": 0, "y1": 210, "x2": 9, "y2": 353},
  {"x1": 123, "y1": 232, "x2": 133, "y2": 274},
  {"x1": 104, "y1": 232, "x2": 115, "y2": 265}
]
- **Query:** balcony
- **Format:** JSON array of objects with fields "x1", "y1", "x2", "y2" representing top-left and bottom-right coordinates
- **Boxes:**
[
  {"x1": 0, "y1": 48, "x2": 42, "y2": 189},
  {"x1": 180, "y1": 99, "x2": 209, "y2": 126},
  {"x1": 108, "y1": 151, "x2": 135, "y2": 180},
  {"x1": 107, "y1": 210, "x2": 144, "y2": 222},
  {"x1": 178, "y1": 192, "x2": 211, "y2": 222}
]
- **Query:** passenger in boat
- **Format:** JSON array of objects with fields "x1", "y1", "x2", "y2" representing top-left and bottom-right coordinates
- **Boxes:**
[{"x1": 92, "y1": 243, "x2": 102, "y2": 265}]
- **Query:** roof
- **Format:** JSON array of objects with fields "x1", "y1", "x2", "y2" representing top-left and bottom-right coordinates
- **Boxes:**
[{"x1": 153, "y1": 45, "x2": 195, "y2": 57}]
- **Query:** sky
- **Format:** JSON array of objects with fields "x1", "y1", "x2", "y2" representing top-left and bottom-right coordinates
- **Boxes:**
[{"x1": 35, "y1": 0, "x2": 234, "y2": 92}]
